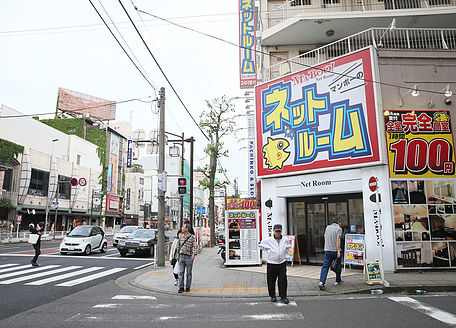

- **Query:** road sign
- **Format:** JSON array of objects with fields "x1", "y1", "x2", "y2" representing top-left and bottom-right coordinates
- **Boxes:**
[
  {"x1": 52, "y1": 201, "x2": 59, "y2": 206},
  {"x1": 70, "y1": 178, "x2": 78, "y2": 187},
  {"x1": 79, "y1": 178, "x2": 87, "y2": 186},
  {"x1": 368, "y1": 176, "x2": 377, "y2": 192},
  {"x1": 196, "y1": 207, "x2": 206, "y2": 214},
  {"x1": 16, "y1": 215, "x2": 22, "y2": 223}
]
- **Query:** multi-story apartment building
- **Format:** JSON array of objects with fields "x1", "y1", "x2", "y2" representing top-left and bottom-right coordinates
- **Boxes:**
[{"x1": 253, "y1": 0, "x2": 456, "y2": 270}]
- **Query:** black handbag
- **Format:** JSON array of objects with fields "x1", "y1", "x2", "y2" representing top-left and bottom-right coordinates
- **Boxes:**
[{"x1": 330, "y1": 258, "x2": 338, "y2": 272}]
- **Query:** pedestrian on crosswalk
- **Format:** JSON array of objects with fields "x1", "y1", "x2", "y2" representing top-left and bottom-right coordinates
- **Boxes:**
[
  {"x1": 259, "y1": 224, "x2": 292, "y2": 304},
  {"x1": 177, "y1": 223, "x2": 197, "y2": 293},
  {"x1": 169, "y1": 230, "x2": 182, "y2": 286},
  {"x1": 29, "y1": 222, "x2": 44, "y2": 267}
]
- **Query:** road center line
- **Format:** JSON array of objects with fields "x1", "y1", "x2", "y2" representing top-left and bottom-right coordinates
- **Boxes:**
[{"x1": 389, "y1": 296, "x2": 456, "y2": 326}]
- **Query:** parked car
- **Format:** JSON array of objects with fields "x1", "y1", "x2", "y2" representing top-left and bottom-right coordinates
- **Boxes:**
[
  {"x1": 113, "y1": 226, "x2": 143, "y2": 246},
  {"x1": 117, "y1": 229, "x2": 157, "y2": 257},
  {"x1": 60, "y1": 225, "x2": 107, "y2": 255}
]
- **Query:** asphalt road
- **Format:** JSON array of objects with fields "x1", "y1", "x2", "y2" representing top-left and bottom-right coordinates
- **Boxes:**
[{"x1": 0, "y1": 238, "x2": 155, "y2": 321}]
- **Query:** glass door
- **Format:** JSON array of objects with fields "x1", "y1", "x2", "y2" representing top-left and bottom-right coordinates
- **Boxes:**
[
  {"x1": 308, "y1": 202, "x2": 326, "y2": 264},
  {"x1": 287, "y1": 201, "x2": 307, "y2": 262}
]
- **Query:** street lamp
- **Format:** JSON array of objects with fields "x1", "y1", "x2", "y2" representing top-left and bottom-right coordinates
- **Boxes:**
[{"x1": 44, "y1": 138, "x2": 59, "y2": 233}]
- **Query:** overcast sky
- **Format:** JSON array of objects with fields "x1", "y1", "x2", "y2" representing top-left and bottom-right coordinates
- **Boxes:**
[{"x1": 0, "y1": 0, "x2": 252, "y2": 192}]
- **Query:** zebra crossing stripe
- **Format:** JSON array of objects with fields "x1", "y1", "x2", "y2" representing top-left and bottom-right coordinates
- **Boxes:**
[
  {"x1": 112, "y1": 295, "x2": 157, "y2": 300},
  {"x1": 0, "y1": 263, "x2": 19, "y2": 269},
  {"x1": 0, "y1": 264, "x2": 31, "y2": 274},
  {"x1": 26, "y1": 267, "x2": 105, "y2": 286},
  {"x1": 56, "y1": 268, "x2": 127, "y2": 287},
  {"x1": 0, "y1": 265, "x2": 60, "y2": 280},
  {"x1": 0, "y1": 266, "x2": 82, "y2": 285}
]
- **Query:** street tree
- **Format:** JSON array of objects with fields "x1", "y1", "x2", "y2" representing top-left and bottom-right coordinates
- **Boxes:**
[{"x1": 198, "y1": 96, "x2": 235, "y2": 245}]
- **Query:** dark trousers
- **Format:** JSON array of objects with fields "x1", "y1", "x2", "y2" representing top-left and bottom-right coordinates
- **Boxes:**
[
  {"x1": 32, "y1": 243, "x2": 41, "y2": 263},
  {"x1": 267, "y1": 262, "x2": 287, "y2": 299},
  {"x1": 319, "y1": 251, "x2": 342, "y2": 284}
]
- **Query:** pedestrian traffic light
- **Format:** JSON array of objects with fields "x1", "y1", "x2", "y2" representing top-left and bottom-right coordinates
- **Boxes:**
[{"x1": 178, "y1": 177, "x2": 187, "y2": 196}]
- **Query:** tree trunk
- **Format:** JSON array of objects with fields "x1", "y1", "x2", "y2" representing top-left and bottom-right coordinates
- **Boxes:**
[{"x1": 208, "y1": 152, "x2": 217, "y2": 246}]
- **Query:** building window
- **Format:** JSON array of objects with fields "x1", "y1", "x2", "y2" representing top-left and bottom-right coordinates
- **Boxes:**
[
  {"x1": 1, "y1": 169, "x2": 13, "y2": 191},
  {"x1": 429, "y1": 0, "x2": 450, "y2": 4},
  {"x1": 28, "y1": 169, "x2": 49, "y2": 196},
  {"x1": 58, "y1": 176, "x2": 71, "y2": 200},
  {"x1": 323, "y1": 0, "x2": 340, "y2": 4},
  {"x1": 291, "y1": 0, "x2": 311, "y2": 5},
  {"x1": 139, "y1": 178, "x2": 144, "y2": 185},
  {"x1": 76, "y1": 155, "x2": 81, "y2": 165}
]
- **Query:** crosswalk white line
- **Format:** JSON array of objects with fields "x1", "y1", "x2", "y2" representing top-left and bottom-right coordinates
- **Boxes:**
[
  {"x1": 0, "y1": 264, "x2": 31, "y2": 274},
  {"x1": 0, "y1": 266, "x2": 82, "y2": 285},
  {"x1": 26, "y1": 267, "x2": 105, "y2": 286},
  {"x1": 112, "y1": 295, "x2": 157, "y2": 300},
  {"x1": 389, "y1": 297, "x2": 456, "y2": 326},
  {"x1": 0, "y1": 265, "x2": 60, "y2": 280},
  {"x1": 133, "y1": 262, "x2": 154, "y2": 270},
  {"x1": 0, "y1": 263, "x2": 19, "y2": 269},
  {"x1": 56, "y1": 268, "x2": 127, "y2": 287}
]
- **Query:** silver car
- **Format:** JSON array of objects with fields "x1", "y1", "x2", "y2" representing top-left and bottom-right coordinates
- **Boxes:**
[{"x1": 113, "y1": 226, "x2": 142, "y2": 246}]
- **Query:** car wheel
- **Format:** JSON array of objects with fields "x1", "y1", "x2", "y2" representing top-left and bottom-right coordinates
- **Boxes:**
[
  {"x1": 119, "y1": 251, "x2": 127, "y2": 257},
  {"x1": 100, "y1": 242, "x2": 107, "y2": 253},
  {"x1": 84, "y1": 245, "x2": 91, "y2": 255},
  {"x1": 60, "y1": 252, "x2": 67, "y2": 255}
]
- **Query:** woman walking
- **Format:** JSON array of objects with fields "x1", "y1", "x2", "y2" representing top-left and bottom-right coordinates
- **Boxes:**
[
  {"x1": 169, "y1": 231, "x2": 182, "y2": 286},
  {"x1": 29, "y1": 222, "x2": 44, "y2": 267}
]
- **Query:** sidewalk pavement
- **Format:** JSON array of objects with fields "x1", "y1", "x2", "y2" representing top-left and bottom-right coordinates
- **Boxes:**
[{"x1": 130, "y1": 246, "x2": 456, "y2": 298}]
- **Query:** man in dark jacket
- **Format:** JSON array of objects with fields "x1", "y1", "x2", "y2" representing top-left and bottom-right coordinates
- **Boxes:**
[{"x1": 29, "y1": 222, "x2": 44, "y2": 267}]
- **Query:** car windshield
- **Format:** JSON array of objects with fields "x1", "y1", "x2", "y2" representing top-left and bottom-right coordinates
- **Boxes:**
[
  {"x1": 119, "y1": 226, "x2": 138, "y2": 233},
  {"x1": 131, "y1": 230, "x2": 155, "y2": 239},
  {"x1": 68, "y1": 226, "x2": 92, "y2": 237}
]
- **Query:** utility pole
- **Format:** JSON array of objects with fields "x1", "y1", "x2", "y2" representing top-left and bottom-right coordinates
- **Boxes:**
[
  {"x1": 157, "y1": 87, "x2": 166, "y2": 267},
  {"x1": 189, "y1": 137, "x2": 194, "y2": 228},
  {"x1": 180, "y1": 132, "x2": 184, "y2": 228}
]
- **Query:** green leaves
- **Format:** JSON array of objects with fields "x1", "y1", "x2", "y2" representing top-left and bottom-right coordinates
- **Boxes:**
[{"x1": 0, "y1": 138, "x2": 24, "y2": 163}]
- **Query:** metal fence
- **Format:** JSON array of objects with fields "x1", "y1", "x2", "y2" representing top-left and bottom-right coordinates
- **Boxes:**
[
  {"x1": 265, "y1": 27, "x2": 456, "y2": 80},
  {"x1": 267, "y1": 0, "x2": 456, "y2": 27}
]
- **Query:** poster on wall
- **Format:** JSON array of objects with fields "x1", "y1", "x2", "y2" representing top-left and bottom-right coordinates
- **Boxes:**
[
  {"x1": 225, "y1": 210, "x2": 261, "y2": 265},
  {"x1": 255, "y1": 47, "x2": 381, "y2": 178},
  {"x1": 106, "y1": 195, "x2": 120, "y2": 213},
  {"x1": 344, "y1": 234, "x2": 365, "y2": 266},
  {"x1": 386, "y1": 110, "x2": 456, "y2": 269},
  {"x1": 239, "y1": 0, "x2": 256, "y2": 89}
]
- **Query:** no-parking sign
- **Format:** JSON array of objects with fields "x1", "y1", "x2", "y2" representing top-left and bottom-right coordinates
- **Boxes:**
[
  {"x1": 70, "y1": 178, "x2": 78, "y2": 187},
  {"x1": 79, "y1": 178, "x2": 87, "y2": 186}
]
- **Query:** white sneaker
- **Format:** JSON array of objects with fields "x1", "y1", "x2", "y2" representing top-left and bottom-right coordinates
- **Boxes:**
[
  {"x1": 174, "y1": 279, "x2": 178, "y2": 286},
  {"x1": 334, "y1": 280, "x2": 343, "y2": 286}
]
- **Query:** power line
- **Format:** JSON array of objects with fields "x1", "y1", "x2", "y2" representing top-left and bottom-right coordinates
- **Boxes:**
[
  {"x1": 137, "y1": 8, "x2": 452, "y2": 96},
  {"x1": 88, "y1": 0, "x2": 157, "y2": 91},
  {"x1": 0, "y1": 97, "x2": 155, "y2": 119},
  {"x1": 117, "y1": 0, "x2": 210, "y2": 142}
]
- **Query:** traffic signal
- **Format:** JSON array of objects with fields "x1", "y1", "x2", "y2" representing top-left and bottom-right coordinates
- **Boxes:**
[{"x1": 178, "y1": 177, "x2": 187, "y2": 196}]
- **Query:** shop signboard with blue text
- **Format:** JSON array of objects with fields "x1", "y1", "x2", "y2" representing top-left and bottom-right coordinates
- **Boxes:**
[{"x1": 255, "y1": 47, "x2": 381, "y2": 177}]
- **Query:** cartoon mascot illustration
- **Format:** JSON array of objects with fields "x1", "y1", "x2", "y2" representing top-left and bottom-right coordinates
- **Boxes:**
[
  {"x1": 434, "y1": 112, "x2": 449, "y2": 122},
  {"x1": 262, "y1": 137, "x2": 290, "y2": 170}
]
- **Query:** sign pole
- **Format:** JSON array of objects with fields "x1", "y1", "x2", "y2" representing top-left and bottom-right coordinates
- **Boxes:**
[{"x1": 375, "y1": 177, "x2": 389, "y2": 287}]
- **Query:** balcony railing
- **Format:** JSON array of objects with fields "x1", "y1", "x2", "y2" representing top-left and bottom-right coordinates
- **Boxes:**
[
  {"x1": 267, "y1": 0, "x2": 456, "y2": 27},
  {"x1": 0, "y1": 189, "x2": 18, "y2": 207},
  {"x1": 265, "y1": 27, "x2": 456, "y2": 80}
]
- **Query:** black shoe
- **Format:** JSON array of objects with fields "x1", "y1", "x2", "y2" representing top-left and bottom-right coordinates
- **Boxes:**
[
  {"x1": 319, "y1": 283, "x2": 326, "y2": 291},
  {"x1": 178, "y1": 289, "x2": 184, "y2": 293},
  {"x1": 31, "y1": 262, "x2": 39, "y2": 267},
  {"x1": 270, "y1": 297, "x2": 277, "y2": 302},
  {"x1": 185, "y1": 288, "x2": 190, "y2": 292},
  {"x1": 281, "y1": 298, "x2": 290, "y2": 304}
]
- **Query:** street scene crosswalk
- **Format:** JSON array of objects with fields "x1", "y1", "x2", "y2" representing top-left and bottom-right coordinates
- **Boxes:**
[{"x1": 0, "y1": 263, "x2": 127, "y2": 287}]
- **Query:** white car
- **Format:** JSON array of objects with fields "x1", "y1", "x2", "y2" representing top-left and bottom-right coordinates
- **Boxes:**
[
  {"x1": 60, "y1": 225, "x2": 108, "y2": 255},
  {"x1": 113, "y1": 226, "x2": 143, "y2": 246}
]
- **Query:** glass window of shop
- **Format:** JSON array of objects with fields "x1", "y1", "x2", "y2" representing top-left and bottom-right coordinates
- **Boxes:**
[{"x1": 28, "y1": 169, "x2": 49, "y2": 196}]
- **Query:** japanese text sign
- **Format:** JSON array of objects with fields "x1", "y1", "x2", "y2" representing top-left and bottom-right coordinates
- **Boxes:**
[
  {"x1": 384, "y1": 110, "x2": 455, "y2": 178},
  {"x1": 255, "y1": 47, "x2": 380, "y2": 177},
  {"x1": 344, "y1": 234, "x2": 365, "y2": 265},
  {"x1": 226, "y1": 198, "x2": 257, "y2": 210},
  {"x1": 239, "y1": 0, "x2": 256, "y2": 88}
]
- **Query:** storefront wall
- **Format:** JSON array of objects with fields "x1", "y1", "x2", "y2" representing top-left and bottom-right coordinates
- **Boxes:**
[{"x1": 260, "y1": 165, "x2": 396, "y2": 270}]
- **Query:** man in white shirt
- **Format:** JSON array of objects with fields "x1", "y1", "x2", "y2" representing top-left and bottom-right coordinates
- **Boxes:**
[{"x1": 259, "y1": 224, "x2": 292, "y2": 304}]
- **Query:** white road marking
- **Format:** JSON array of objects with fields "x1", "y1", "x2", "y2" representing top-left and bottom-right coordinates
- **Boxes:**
[
  {"x1": 0, "y1": 265, "x2": 60, "y2": 280},
  {"x1": 0, "y1": 263, "x2": 19, "y2": 269},
  {"x1": 112, "y1": 295, "x2": 157, "y2": 300},
  {"x1": 389, "y1": 296, "x2": 456, "y2": 326},
  {"x1": 101, "y1": 253, "x2": 120, "y2": 257},
  {"x1": 0, "y1": 253, "x2": 153, "y2": 261},
  {"x1": 26, "y1": 267, "x2": 104, "y2": 285},
  {"x1": 133, "y1": 262, "x2": 154, "y2": 270},
  {"x1": 0, "y1": 264, "x2": 31, "y2": 274},
  {"x1": 275, "y1": 301, "x2": 297, "y2": 307},
  {"x1": 56, "y1": 267, "x2": 127, "y2": 287},
  {"x1": 93, "y1": 304, "x2": 120, "y2": 309},
  {"x1": 0, "y1": 266, "x2": 82, "y2": 284}
]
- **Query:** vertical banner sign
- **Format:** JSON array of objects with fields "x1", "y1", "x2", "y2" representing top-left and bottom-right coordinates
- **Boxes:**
[
  {"x1": 255, "y1": 47, "x2": 380, "y2": 177},
  {"x1": 239, "y1": 0, "x2": 256, "y2": 88},
  {"x1": 344, "y1": 234, "x2": 366, "y2": 265},
  {"x1": 385, "y1": 110, "x2": 456, "y2": 270},
  {"x1": 126, "y1": 139, "x2": 133, "y2": 168},
  {"x1": 247, "y1": 115, "x2": 256, "y2": 198},
  {"x1": 126, "y1": 188, "x2": 131, "y2": 211},
  {"x1": 225, "y1": 210, "x2": 261, "y2": 265}
]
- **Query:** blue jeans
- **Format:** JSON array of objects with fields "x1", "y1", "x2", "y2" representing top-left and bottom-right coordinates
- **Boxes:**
[
  {"x1": 178, "y1": 254, "x2": 193, "y2": 289},
  {"x1": 319, "y1": 251, "x2": 342, "y2": 284}
]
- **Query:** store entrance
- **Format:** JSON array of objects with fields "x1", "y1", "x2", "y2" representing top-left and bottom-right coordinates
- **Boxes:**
[{"x1": 287, "y1": 194, "x2": 364, "y2": 264}]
